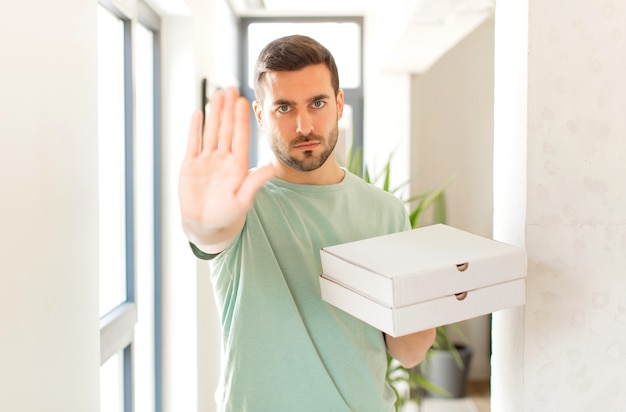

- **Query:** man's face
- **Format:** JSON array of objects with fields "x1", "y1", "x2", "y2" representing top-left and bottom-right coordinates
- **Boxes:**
[{"x1": 253, "y1": 63, "x2": 344, "y2": 172}]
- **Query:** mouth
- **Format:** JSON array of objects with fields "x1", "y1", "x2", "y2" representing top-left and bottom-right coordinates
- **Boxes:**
[{"x1": 293, "y1": 141, "x2": 321, "y2": 151}]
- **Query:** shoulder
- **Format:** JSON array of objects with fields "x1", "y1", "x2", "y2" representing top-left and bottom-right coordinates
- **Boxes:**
[
  {"x1": 341, "y1": 171, "x2": 411, "y2": 234},
  {"x1": 343, "y1": 171, "x2": 405, "y2": 206}
]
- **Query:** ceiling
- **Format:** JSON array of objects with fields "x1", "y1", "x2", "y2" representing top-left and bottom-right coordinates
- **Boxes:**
[
  {"x1": 231, "y1": 0, "x2": 372, "y2": 14},
  {"x1": 229, "y1": 0, "x2": 495, "y2": 73},
  {"x1": 234, "y1": 0, "x2": 493, "y2": 18}
]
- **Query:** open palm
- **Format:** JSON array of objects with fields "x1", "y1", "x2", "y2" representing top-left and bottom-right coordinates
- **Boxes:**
[{"x1": 178, "y1": 87, "x2": 275, "y2": 252}]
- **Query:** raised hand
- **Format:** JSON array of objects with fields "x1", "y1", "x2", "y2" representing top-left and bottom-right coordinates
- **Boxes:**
[{"x1": 178, "y1": 87, "x2": 275, "y2": 253}]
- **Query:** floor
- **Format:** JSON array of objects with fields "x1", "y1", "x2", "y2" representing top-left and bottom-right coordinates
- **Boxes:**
[
  {"x1": 401, "y1": 380, "x2": 490, "y2": 412},
  {"x1": 466, "y1": 380, "x2": 490, "y2": 412}
]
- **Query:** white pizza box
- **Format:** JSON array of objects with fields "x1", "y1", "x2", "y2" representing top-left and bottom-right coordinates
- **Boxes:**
[{"x1": 319, "y1": 224, "x2": 526, "y2": 336}]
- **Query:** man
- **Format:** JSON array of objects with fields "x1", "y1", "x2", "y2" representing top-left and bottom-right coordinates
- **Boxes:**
[{"x1": 179, "y1": 35, "x2": 435, "y2": 411}]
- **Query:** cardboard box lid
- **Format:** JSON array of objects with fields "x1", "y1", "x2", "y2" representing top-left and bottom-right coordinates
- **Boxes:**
[{"x1": 320, "y1": 224, "x2": 526, "y2": 308}]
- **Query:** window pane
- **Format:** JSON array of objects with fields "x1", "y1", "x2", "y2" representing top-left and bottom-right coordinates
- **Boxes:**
[
  {"x1": 100, "y1": 352, "x2": 124, "y2": 412},
  {"x1": 98, "y1": 5, "x2": 127, "y2": 317},
  {"x1": 247, "y1": 22, "x2": 361, "y2": 89}
]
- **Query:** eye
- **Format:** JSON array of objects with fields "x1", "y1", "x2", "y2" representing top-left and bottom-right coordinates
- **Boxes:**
[
  {"x1": 277, "y1": 105, "x2": 291, "y2": 113},
  {"x1": 312, "y1": 100, "x2": 326, "y2": 109}
]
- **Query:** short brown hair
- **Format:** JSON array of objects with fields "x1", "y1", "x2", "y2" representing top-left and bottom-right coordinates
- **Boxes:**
[{"x1": 253, "y1": 35, "x2": 340, "y2": 103}]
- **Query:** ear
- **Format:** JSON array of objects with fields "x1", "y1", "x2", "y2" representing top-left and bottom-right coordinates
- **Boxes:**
[
  {"x1": 336, "y1": 89, "x2": 345, "y2": 120},
  {"x1": 252, "y1": 100, "x2": 264, "y2": 128}
]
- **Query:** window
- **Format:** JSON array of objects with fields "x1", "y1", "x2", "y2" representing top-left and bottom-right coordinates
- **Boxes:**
[
  {"x1": 100, "y1": 351, "x2": 125, "y2": 412},
  {"x1": 98, "y1": 1, "x2": 161, "y2": 411},
  {"x1": 239, "y1": 17, "x2": 364, "y2": 170},
  {"x1": 98, "y1": 1, "x2": 129, "y2": 321}
]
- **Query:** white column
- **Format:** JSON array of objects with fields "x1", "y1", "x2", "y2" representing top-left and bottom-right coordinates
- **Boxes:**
[{"x1": 0, "y1": 1, "x2": 100, "y2": 411}]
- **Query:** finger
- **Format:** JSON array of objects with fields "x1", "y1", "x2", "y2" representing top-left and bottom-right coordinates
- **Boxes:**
[
  {"x1": 237, "y1": 164, "x2": 276, "y2": 208},
  {"x1": 217, "y1": 87, "x2": 238, "y2": 150},
  {"x1": 203, "y1": 89, "x2": 224, "y2": 152},
  {"x1": 232, "y1": 96, "x2": 251, "y2": 164},
  {"x1": 185, "y1": 110, "x2": 203, "y2": 157}
]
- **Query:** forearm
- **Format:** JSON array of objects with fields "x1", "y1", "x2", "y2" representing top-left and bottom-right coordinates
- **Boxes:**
[
  {"x1": 181, "y1": 215, "x2": 246, "y2": 254},
  {"x1": 385, "y1": 328, "x2": 436, "y2": 368}
]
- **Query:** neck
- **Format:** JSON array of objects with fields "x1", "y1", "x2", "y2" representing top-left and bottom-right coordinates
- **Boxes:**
[{"x1": 272, "y1": 156, "x2": 345, "y2": 185}]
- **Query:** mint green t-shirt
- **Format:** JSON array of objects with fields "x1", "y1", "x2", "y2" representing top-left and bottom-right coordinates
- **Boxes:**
[{"x1": 201, "y1": 171, "x2": 410, "y2": 412}]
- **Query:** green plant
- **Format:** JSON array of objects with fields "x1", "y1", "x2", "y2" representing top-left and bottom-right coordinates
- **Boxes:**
[
  {"x1": 345, "y1": 148, "x2": 452, "y2": 229},
  {"x1": 431, "y1": 324, "x2": 467, "y2": 366},
  {"x1": 346, "y1": 147, "x2": 462, "y2": 411},
  {"x1": 386, "y1": 351, "x2": 451, "y2": 411}
]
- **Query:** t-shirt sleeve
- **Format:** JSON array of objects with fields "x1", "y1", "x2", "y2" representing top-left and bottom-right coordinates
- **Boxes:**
[{"x1": 189, "y1": 242, "x2": 221, "y2": 260}]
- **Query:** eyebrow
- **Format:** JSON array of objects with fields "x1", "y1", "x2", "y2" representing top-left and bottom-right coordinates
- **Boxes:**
[{"x1": 272, "y1": 94, "x2": 331, "y2": 107}]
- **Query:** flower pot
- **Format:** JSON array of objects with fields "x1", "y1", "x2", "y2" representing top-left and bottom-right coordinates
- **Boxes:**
[{"x1": 421, "y1": 344, "x2": 473, "y2": 399}]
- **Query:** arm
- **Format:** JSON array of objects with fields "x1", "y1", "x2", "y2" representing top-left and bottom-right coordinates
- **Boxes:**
[
  {"x1": 385, "y1": 328, "x2": 436, "y2": 368},
  {"x1": 179, "y1": 87, "x2": 275, "y2": 253}
]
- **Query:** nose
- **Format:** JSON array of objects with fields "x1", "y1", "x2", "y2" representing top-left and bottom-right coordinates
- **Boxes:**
[{"x1": 296, "y1": 111, "x2": 314, "y2": 136}]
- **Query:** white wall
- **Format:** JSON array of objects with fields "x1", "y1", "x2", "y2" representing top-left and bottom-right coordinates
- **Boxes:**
[
  {"x1": 493, "y1": 0, "x2": 626, "y2": 410},
  {"x1": 410, "y1": 17, "x2": 494, "y2": 237},
  {"x1": 0, "y1": 1, "x2": 100, "y2": 411},
  {"x1": 363, "y1": 1, "x2": 413, "y2": 198}
]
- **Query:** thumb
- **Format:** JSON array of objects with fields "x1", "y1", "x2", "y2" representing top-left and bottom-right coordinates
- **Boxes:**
[{"x1": 237, "y1": 164, "x2": 276, "y2": 208}]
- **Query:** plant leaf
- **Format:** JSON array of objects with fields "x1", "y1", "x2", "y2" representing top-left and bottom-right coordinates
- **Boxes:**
[
  {"x1": 432, "y1": 192, "x2": 447, "y2": 224},
  {"x1": 382, "y1": 158, "x2": 391, "y2": 192},
  {"x1": 420, "y1": 176, "x2": 454, "y2": 213}
]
